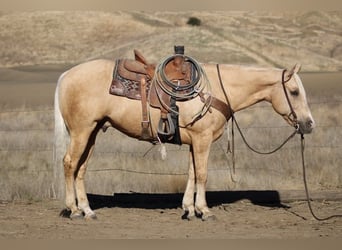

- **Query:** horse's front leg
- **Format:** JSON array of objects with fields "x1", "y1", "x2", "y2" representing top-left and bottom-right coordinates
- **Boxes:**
[
  {"x1": 192, "y1": 138, "x2": 215, "y2": 221},
  {"x1": 182, "y1": 145, "x2": 196, "y2": 220}
]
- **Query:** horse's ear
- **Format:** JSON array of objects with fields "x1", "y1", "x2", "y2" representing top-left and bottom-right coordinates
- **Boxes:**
[
  {"x1": 284, "y1": 63, "x2": 301, "y2": 82},
  {"x1": 293, "y1": 63, "x2": 301, "y2": 73}
]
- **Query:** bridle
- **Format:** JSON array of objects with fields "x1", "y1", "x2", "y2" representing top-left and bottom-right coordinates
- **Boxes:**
[{"x1": 281, "y1": 69, "x2": 299, "y2": 131}]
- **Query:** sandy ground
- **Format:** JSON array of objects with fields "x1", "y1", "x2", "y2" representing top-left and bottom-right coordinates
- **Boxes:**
[{"x1": 0, "y1": 196, "x2": 342, "y2": 239}]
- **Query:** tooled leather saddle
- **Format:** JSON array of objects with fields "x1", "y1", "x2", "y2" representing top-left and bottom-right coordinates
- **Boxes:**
[
  {"x1": 109, "y1": 49, "x2": 155, "y2": 100},
  {"x1": 109, "y1": 46, "x2": 230, "y2": 144}
]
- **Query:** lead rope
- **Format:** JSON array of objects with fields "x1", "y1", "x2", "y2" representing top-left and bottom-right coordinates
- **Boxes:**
[
  {"x1": 300, "y1": 134, "x2": 342, "y2": 221},
  {"x1": 233, "y1": 118, "x2": 298, "y2": 155}
]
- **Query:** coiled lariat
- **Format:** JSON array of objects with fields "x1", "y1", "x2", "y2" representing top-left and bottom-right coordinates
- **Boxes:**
[{"x1": 151, "y1": 54, "x2": 212, "y2": 122}]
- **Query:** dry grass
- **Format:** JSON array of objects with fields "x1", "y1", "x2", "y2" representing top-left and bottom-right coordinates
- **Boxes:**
[{"x1": 1, "y1": 11, "x2": 342, "y2": 70}]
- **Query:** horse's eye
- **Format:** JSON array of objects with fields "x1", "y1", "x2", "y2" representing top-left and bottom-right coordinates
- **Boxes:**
[{"x1": 290, "y1": 90, "x2": 299, "y2": 96}]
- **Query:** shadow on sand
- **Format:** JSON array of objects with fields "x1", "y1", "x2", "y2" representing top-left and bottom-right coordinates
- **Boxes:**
[{"x1": 87, "y1": 190, "x2": 290, "y2": 211}]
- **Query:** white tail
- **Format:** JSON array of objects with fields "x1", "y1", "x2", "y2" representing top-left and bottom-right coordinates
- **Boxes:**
[{"x1": 53, "y1": 71, "x2": 69, "y2": 199}]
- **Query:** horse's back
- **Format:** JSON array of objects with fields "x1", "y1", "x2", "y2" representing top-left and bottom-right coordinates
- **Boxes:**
[{"x1": 61, "y1": 59, "x2": 115, "y2": 88}]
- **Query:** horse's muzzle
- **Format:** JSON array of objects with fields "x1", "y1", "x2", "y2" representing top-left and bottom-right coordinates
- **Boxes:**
[{"x1": 298, "y1": 118, "x2": 315, "y2": 134}]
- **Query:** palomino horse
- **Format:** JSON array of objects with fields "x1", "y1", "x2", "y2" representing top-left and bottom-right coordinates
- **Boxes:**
[{"x1": 54, "y1": 58, "x2": 315, "y2": 220}]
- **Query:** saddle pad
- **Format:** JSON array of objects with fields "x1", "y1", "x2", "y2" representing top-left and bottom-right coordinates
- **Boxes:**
[{"x1": 109, "y1": 59, "x2": 150, "y2": 100}]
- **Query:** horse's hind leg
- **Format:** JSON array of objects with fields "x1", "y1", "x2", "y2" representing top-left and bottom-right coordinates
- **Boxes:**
[
  {"x1": 74, "y1": 125, "x2": 100, "y2": 220},
  {"x1": 74, "y1": 145, "x2": 96, "y2": 219},
  {"x1": 63, "y1": 126, "x2": 96, "y2": 219}
]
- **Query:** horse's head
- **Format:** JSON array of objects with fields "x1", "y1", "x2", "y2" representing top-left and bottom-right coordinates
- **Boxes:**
[{"x1": 271, "y1": 64, "x2": 315, "y2": 134}]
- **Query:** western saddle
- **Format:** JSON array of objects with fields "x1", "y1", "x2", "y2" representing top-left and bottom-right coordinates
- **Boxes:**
[{"x1": 109, "y1": 46, "x2": 230, "y2": 144}]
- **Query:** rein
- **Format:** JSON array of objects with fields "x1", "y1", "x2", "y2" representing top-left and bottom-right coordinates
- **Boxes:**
[
  {"x1": 217, "y1": 64, "x2": 342, "y2": 221},
  {"x1": 300, "y1": 134, "x2": 342, "y2": 221}
]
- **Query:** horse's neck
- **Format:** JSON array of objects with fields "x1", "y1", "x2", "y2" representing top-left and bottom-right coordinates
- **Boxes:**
[{"x1": 212, "y1": 64, "x2": 281, "y2": 112}]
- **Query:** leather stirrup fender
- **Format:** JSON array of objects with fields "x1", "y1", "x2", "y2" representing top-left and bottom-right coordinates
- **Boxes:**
[{"x1": 140, "y1": 77, "x2": 151, "y2": 140}]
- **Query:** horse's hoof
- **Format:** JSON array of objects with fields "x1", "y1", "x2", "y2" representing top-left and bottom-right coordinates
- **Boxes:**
[
  {"x1": 70, "y1": 211, "x2": 84, "y2": 220},
  {"x1": 187, "y1": 215, "x2": 196, "y2": 221},
  {"x1": 85, "y1": 213, "x2": 97, "y2": 220},
  {"x1": 181, "y1": 211, "x2": 195, "y2": 221},
  {"x1": 59, "y1": 209, "x2": 71, "y2": 218},
  {"x1": 184, "y1": 214, "x2": 196, "y2": 221},
  {"x1": 202, "y1": 214, "x2": 217, "y2": 221}
]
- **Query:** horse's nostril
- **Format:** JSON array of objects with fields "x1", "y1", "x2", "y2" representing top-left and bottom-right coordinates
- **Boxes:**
[{"x1": 306, "y1": 119, "x2": 315, "y2": 129}]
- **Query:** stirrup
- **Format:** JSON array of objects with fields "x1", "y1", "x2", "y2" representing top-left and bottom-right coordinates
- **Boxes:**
[{"x1": 157, "y1": 113, "x2": 175, "y2": 138}]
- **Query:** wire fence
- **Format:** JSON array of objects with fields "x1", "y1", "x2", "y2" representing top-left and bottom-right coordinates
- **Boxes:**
[
  {"x1": 1, "y1": 126, "x2": 342, "y2": 152},
  {"x1": 1, "y1": 100, "x2": 341, "y2": 195},
  {"x1": 0, "y1": 98, "x2": 341, "y2": 112},
  {"x1": 1, "y1": 99, "x2": 342, "y2": 154}
]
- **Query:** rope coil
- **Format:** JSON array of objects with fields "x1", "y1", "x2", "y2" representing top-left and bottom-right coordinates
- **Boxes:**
[
  {"x1": 151, "y1": 55, "x2": 212, "y2": 123},
  {"x1": 159, "y1": 55, "x2": 201, "y2": 92},
  {"x1": 152, "y1": 55, "x2": 211, "y2": 101}
]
